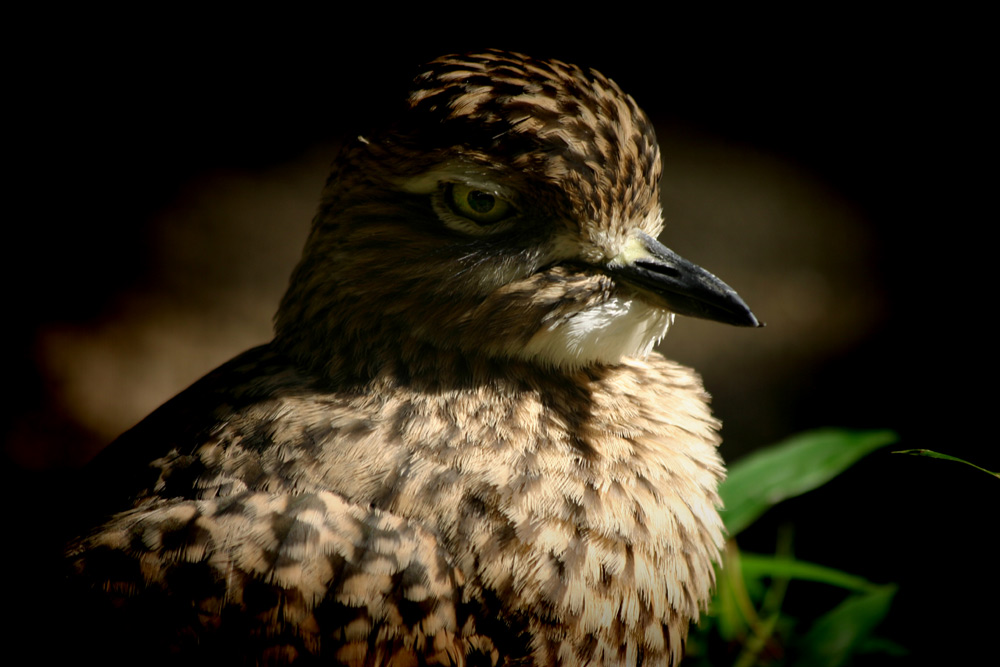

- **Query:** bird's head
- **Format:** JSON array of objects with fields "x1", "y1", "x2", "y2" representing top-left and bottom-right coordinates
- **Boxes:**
[{"x1": 275, "y1": 50, "x2": 759, "y2": 376}]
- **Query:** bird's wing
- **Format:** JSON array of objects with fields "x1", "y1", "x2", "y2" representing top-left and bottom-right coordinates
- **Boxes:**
[{"x1": 67, "y1": 489, "x2": 500, "y2": 666}]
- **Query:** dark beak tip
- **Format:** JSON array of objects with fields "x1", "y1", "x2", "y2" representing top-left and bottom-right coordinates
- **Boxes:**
[
  {"x1": 745, "y1": 312, "x2": 765, "y2": 328},
  {"x1": 722, "y1": 293, "x2": 763, "y2": 329},
  {"x1": 731, "y1": 310, "x2": 764, "y2": 328}
]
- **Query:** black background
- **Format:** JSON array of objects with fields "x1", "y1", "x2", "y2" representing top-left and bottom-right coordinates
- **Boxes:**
[{"x1": 6, "y1": 10, "x2": 996, "y2": 665}]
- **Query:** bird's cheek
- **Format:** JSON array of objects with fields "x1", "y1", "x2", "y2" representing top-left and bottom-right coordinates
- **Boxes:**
[{"x1": 454, "y1": 271, "x2": 609, "y2": 354}]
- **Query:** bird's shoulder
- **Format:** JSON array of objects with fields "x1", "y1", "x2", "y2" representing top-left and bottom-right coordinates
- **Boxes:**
[{"x1": 75, "y1": 344, "x2": 324, "y2": 514}]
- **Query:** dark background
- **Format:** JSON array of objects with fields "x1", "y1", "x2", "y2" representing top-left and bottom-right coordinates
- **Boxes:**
[{"x1": 7, "y1": 11, "x2": 995, "y2": 664}]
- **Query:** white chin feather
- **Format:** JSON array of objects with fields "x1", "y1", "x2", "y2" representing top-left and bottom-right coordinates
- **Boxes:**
[{"x1": 518, "y1": 297, "x2": 674, "y2": 368}]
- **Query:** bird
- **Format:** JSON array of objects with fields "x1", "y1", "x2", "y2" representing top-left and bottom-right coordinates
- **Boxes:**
[{"x1": 64, "y1": 50, "x2": 760, "y2": 666}]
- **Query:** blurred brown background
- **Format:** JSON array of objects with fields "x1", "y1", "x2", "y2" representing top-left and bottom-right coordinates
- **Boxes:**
[{"x1": 6, "y1": 11, "x2": 995, "y2": 664}]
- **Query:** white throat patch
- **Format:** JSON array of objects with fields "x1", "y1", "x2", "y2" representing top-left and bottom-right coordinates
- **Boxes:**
[{"x1": 518, "y1": 296, "x2": 673, "y2": 368}]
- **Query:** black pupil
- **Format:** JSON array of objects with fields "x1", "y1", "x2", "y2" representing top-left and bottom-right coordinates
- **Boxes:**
[{"x1": 467, "y1": 190, "x2": 495, "y2": 214}]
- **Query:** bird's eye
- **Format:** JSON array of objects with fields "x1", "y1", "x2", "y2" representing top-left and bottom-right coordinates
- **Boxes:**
[{"x1": 445, "y1": 184, "x2": 514, "y2": 226}]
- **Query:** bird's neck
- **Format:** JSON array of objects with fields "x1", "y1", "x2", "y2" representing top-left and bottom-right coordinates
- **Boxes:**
[{"x1": 273, "y1": 321, "x2": 571, "y2": 393}]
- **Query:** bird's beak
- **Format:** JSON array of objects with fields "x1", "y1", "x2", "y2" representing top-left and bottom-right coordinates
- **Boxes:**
[{"x1": 607, "y1": 230, "x2": 762, "y2": 327}]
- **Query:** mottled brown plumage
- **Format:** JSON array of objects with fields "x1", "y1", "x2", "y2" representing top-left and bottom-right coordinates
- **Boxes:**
[{"x1": 66, "y1": 50, "x2": 759, "y2": 666}]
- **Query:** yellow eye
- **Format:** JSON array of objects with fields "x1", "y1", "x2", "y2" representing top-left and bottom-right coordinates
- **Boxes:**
[{"x1": 446, "y1": 184, "x2": 514, "y2": 225}]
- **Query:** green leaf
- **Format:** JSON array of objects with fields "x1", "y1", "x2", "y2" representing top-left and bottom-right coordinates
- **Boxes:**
[
  {"x1": 710, "y1": 564, "x2": 745, "y2": 641},
  {"x1": 792, "y1": 585, "x2": 898, "y2": 667},
  {"x1": 711, "y1": 544, "x2": 754, "y2": 641},
  {"x1": 720, "y1": 429, "x2": 897, "y2": 536},
  {"x1": 739, "y1": 553, "x2": 883, "y2": 593},
  {"x1": 893, "y1": 448, "x2": 1000, "y2": 479}
]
